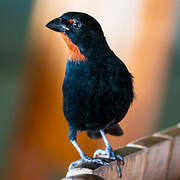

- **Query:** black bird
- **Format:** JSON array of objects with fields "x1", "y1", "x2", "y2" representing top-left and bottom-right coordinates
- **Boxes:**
[{"x1": 46, "y1": 12, "x2": 134, "y2": 176}]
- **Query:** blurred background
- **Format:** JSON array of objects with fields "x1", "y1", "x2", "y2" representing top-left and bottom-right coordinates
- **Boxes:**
[{"x1": 1, "y1": 0, "x2": 180, "y2": 179}]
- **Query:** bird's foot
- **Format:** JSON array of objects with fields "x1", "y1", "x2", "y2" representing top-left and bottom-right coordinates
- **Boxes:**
[
  {"x1": 94, "y1": 148, "x2": 124, "y2": 164},
  {"x1": 69, "y1": 155, "x2": 111, "y2": 170},
  {"x1": 93, "y1": 149, "x2": 110, "y2": 158},
  {"x1": 82, "y1": 155, "x2": 111, "y2": 167},
  {"x1": 93, "y1": 148, "x2": 124, "y2": 177}
]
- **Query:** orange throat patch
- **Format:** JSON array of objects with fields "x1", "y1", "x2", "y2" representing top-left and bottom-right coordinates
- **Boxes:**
[{"x1": 59, "y1": 32, "x2": 87, "y2": 62}]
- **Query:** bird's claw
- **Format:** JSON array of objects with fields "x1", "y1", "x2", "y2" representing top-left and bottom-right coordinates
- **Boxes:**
[
  {"x1": 109, "y1": 151, "x2": 124, "y2": 166},
  {"x1": 82, "y1": 155, "x2": 112, "y2": 168},
  {"x1": 93, "y1": 149, "x2": 108, "y2": 158},
  {"x1": 93, "y1": 149, "x2": 124, "y2": 177},
  {"x1": 116, "y1": 154, "x2": 124, "y2": 165},
  {"x1": 116, "y1": 163, "x2": 122, "y2": 178},
  {"x1": 94, "y1": 149, "x2": 124, "y2": 164},
  {"x1": 69, "y1": 159, "x2": 83, "y2": 170},
  {"x1": 69, "y1": 155, "x2": 112, "y2": 171}
]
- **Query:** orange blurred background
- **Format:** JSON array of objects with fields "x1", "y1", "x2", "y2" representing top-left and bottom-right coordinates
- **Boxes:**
[{"x1": 1, "y1": 0, "x2": 180, "y2": 179}]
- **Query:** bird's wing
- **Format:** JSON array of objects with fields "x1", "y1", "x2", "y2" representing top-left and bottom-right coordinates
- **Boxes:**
[{"x1": 87, "y1": 124, "x2": 123, "y2": 139}]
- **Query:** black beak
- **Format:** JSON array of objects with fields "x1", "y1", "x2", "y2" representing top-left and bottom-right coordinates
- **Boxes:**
[{"x1": 46, "y1": 18, "x2": 69, "y2": 32}]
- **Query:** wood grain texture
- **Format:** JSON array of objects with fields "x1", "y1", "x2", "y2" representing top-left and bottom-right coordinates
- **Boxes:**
[
  {"x1": 155, "y1": 125, "x2": 180, "y2": 180},
  {"x1": 133, "y1": 136, "x2": 171, "y2": 180}
]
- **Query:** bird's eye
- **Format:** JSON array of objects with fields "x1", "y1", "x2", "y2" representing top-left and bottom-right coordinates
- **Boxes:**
[
  {"x1": 67, "y1": 19, "x2": 81, "y2": 29},
  {"x1": 73, "y1": 21, "x2": 81, "y2": 29}
]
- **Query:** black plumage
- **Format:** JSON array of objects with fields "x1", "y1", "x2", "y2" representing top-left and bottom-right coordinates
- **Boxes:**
[
  {"x1": 46, "y1": 12, "x2": 134, "y2": 176},
  {"x1": 63, "y1": 52, "x2": 134, "y2": 140}
]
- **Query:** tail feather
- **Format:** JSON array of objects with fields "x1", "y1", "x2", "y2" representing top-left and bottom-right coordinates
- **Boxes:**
[{"x1": 87, "y1": 124, "x2": 123, "y2": 139}]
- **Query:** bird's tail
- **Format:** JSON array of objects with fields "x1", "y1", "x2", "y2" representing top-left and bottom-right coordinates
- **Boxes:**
[{"x1": 87, "y1": 124, "x2": 123, "y2": 139}]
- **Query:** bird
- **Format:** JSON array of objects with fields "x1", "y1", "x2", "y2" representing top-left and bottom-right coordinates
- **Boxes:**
[{"x1": 46, "y1": 12, "x2": 134, "y2": 177}]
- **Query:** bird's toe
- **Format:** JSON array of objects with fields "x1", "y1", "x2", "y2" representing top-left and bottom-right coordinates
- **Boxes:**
[
  {"x1": 93, "y1": 149, "x2": 108, "y2": 158},
  {"x1": 82, "y1": 155, "x2": 112, "y2": 168},
  {"x1": 68, "y1": 159, "x2": 84, "y2": 170}
]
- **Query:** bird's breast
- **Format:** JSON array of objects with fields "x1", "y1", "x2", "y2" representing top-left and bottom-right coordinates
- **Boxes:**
[{"x1": 60, "y1": 32, "x2": 87, "y2": 62}]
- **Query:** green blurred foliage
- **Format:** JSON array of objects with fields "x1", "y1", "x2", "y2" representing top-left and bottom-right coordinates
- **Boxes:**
[{"x1": 0, "y1": 0, "x2": 32, "y2": 163}]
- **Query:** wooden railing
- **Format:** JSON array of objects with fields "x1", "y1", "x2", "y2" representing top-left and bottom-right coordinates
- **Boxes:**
[{"x1": 62, "y1": 124, "x2": 180, "y2": 180}]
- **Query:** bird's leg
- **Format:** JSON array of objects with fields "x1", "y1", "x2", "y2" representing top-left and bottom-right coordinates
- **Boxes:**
[
  {"x1": 94, "y1": 130, "x2": 124, "y2": 162},
  {"x1": 68, "y1": 126, "x2": 110, "y2": 169},
  {"x1": 93, "y1": 130, "x2": 124, "y2": 177}
]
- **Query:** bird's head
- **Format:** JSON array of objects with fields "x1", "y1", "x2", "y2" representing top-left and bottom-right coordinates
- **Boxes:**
[{"x1": 46, "y1": 12, "x2": 109, "y2": 61}]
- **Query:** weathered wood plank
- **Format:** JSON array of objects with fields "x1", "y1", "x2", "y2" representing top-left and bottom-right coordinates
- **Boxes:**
[
  {"x1": 132, "y1": 136, "x2": 171, "y2": 180},
  {"x1": 65, "y1": 146, "x2": 146, "y2": 180},
  {"x1": 63, "y1": 124, "x2": 179, "y2": 180},
  {"x1": 154, "y1": 124, "x2": 180, "y2": 180}
]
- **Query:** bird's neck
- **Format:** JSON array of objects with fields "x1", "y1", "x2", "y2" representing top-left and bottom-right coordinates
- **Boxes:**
[
  {"x1": 60, "y1": 32, "x2": 112, "y2": 62},
  {"x1": 60, "y1": 33, "x2": 87, "y2": 62}
]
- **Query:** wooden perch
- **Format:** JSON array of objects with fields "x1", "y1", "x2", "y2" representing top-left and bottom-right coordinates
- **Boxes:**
[{"x1": 61, "y1": 124, "x2": 180, "y2": 180}]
